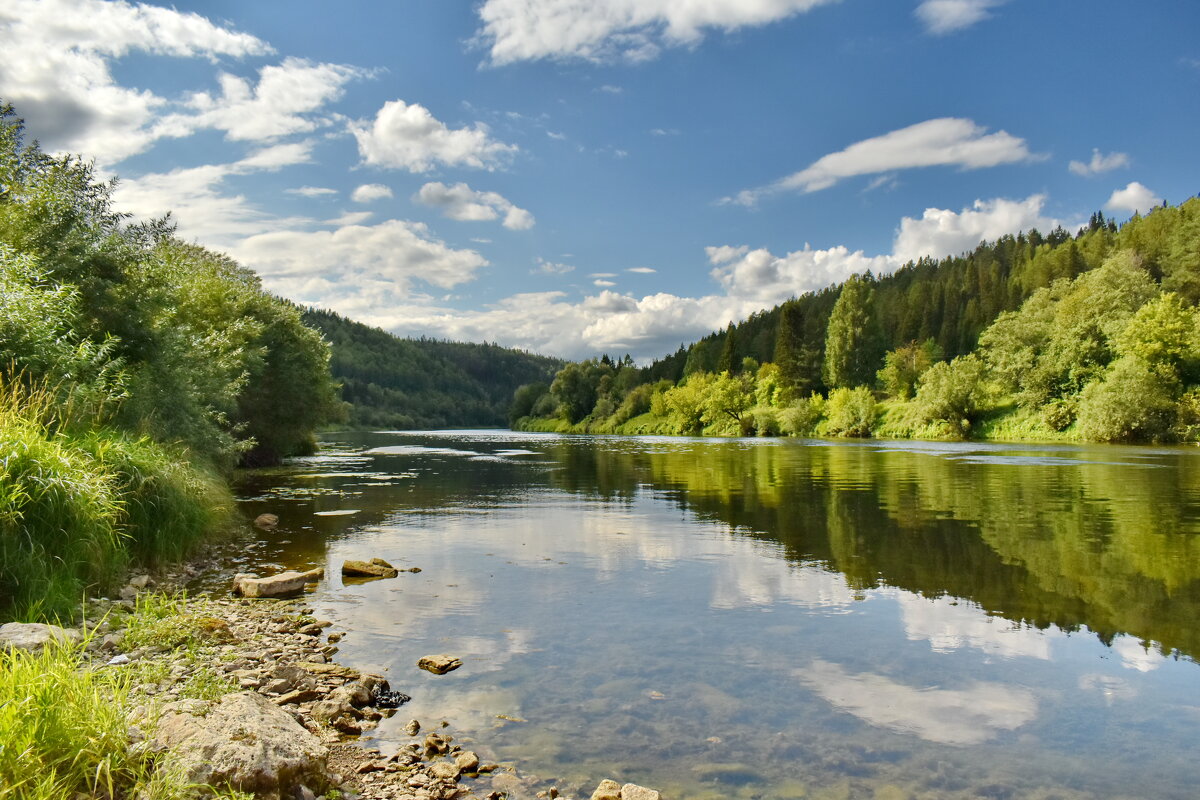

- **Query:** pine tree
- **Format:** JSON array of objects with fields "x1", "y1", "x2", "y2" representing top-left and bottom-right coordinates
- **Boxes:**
[{"x1": 823, "y1": 275, "x2": 884, "y2": 389}]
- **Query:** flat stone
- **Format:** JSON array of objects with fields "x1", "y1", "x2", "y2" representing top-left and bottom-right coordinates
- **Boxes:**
[
  {"x1": 342, "y1": 558, "x2": 399, "y2": 579},
  {"x1": 0, "y1": 622, "x2": 80, "y2": 653},
  {"x1": 275, "y1": 689, "x2": 322, "y2": 705},
  {"x1": 454, "y1": 751, "x2": 480, "y2": 773},
  {"x1": 429, "y1": 761, "x2": 461, "y2": 781},
  {"x1": 232, "y1": 569, "x2": 323, "y2": 598},
  {"x1": 417, "y1": 654, "x2": 462, "y2": 675},
  {"x1": 590, "y1": 780, "x2": 622, "y2": 800},
  {"x1": 621, "y1": 784, "x2": 662, "y2": 800}
]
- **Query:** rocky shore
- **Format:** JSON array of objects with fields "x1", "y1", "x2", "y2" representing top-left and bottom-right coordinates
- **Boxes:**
[{"x1": 0, "y1": 559, "x2": 663, "y2": 800}]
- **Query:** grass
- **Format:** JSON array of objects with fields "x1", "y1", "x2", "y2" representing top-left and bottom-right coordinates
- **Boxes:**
[{"x1": 0, "y1": 377, "x2": 235, "y2": 622}]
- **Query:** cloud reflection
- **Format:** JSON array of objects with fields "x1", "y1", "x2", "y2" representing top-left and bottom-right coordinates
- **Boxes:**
[{"x1": 797, "y1": 659, "x2": 1038, "y2": 745}]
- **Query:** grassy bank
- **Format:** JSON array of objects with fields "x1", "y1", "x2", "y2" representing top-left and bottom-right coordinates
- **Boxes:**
[{"x1": 0, "y1": 380, "x2": 234, "y2": 621}]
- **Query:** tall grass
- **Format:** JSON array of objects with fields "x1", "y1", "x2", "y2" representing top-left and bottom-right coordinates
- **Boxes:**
[{"x1": 0, "y1": 378, "x2": 233, "y2": 621}]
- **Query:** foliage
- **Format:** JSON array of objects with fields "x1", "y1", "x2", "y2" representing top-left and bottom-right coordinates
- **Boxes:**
[
  {"x1": 877, "y1": 339, "x2": 942, "y2": 400},
  {"x1": 1076, "y1": 356, "x2": 1180, "y2": 442},
  {"x1": 911, "y1": 354, "x2": 988, "y2": 437},
  {"x1": 824, "y1": 275, "x2": 884, "y2": 389},
  {"x1": 822, "y1": 386, "x2": 877, "y2": 438},
  {"x1": 778, "y1": 394, "x2": 826, "y2": 437}
]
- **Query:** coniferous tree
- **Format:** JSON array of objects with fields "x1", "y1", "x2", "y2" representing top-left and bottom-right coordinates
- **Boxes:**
[{"x1": 823, "y1": 275, "x2": 884, "y2": 388}]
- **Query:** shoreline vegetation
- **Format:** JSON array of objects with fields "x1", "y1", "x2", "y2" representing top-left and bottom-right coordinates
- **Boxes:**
[{"x1": 511, "y1": 199, "x2": 1200, "y2": 446}]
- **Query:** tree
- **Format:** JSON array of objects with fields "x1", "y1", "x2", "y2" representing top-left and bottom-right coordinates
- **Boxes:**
[
  {"x1": 877, "y1": 339, "x2": 942, "y2": 400},
  {"x1": 912, "y1": 354, "x2": 987, "y2": 437},
  {"x1": 823, "y1": 274, "x2": 883, "y2": 389}
]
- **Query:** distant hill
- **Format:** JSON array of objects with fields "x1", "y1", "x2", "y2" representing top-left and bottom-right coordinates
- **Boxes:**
[{"x1": 302, "y1": 308, "x2": 565, "y2": 430}]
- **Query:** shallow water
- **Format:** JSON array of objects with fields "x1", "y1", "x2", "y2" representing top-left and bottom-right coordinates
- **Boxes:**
[{"x1": 228, "y1": 431, "x2": 1200, "y2": 799}]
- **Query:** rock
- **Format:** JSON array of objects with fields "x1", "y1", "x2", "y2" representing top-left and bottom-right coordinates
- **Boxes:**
[
  {"x1": 119, "y1": 584, "x2": 139, "y2": 602},
  {"x1": 590, "y1": 780, "x2": 622, "y2": 800},
  {"x1": 128, "y1": 574, "x2": 154, "y2": 589},
  {"x1": 107, "y1": 654, "x2": 131, "y2": 666},
  {"x1": 297, "y1": 661, "x2": 359, "y2": 679},
  {"x1": 621, "y1": 785, "x2": 662, "y2": 800},
  {"x1": 403, "y1": 719, "x2": 421, "y2": 736},
  {"x1": 342, "y1": 558, "x2": 399, "y2": 579},
  {"x1": 150, "y1": 692, "x2": 329, "y2": 800},
  {"x1": 99, "y1": 632, "x2": 124, "y2": 653},
  {"x1": 255, "y1": 513, "x2": 280, "y2": 530},
  {"x1": 454, "y1": 751, "x2": 480, "y2": 773},
  {"x1": 408, "y1": 567, "x2": 422, "y2": 573},
  {"x1": 232, "y1": 569, "x2": 324, "y2": 598},
  {"x1": 417, "y1": 654, "x2": 462, "y2": 675},
  {"x1": 0, "y1": 622, "x2": 81, "y2": 653},
  {"x1": 275, "y1": 689, "x2": 322, "y2": 705},
  {"x1": 429, "y1": 761, "x2": 461, "y2": 781}
]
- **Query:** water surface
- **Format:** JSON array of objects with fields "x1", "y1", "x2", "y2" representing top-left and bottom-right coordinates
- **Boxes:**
[{"x1": 230, "y1": 431, "x2": 1200, "y2": 799}]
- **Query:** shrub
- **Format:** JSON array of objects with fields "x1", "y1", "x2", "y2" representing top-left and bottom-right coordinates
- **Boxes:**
[
  {"x1": 912, "y1": 355, "x2": 987, "y2": 437},
  {"x1": 1076, "y1": 356, "x2": 1179, "y2": 442},
  {"x1": 823, "y1": 386, "x2": 877, "y2": 437},
  {"x1": 779, "y1": 394, "x2": 826, "y2": 436}
]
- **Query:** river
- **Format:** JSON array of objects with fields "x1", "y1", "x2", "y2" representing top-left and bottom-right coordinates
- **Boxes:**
[{"x1": 228, "y1": 430, "x2": 1200, "y2": 799}]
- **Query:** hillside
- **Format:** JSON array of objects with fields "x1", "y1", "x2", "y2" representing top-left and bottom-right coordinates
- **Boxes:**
[{"x1": 302, "y1": 308, "x2": 564, "y2": 430}]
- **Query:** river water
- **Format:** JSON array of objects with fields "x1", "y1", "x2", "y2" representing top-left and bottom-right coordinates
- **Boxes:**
[{"x1": 229, "y1": 430, "x2": 1200, "y2": 799}]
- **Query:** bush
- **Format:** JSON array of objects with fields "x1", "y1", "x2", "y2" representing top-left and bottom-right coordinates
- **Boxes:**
[
  {"x1": 912, "y1": 355, "x2": 986, "y2": 437},
  {"x1": 779, "y1": 394, "x2": 826, "y2": 436},
  {"x1": 750, "y1": 405, "x2": 781, "y2": 436},
  {"x1": 1076, "y1": 356, "x2": 1179, "y2": 442},
  {"x1": 822, "y1": 386, "x2": 877, "y2": 437}
]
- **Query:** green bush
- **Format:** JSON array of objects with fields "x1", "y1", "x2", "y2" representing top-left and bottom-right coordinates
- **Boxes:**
[
  {"x1": 779, "y1": 394, "x2": 826, "y2": 436},
  {"x1": 1076, "y1": 356, "x2": 1179, "y2": 442},
  {"x1": 912, "y1": 355, "x2": 987, "y2": 437},
  {"x1": 822, "y1": 386, "x2": 876, "y2": 437}
]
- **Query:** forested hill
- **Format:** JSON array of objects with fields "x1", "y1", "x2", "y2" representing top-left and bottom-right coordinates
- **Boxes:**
[{"x1": 302, "y1": 308, "x2": 565, "y2": 430}]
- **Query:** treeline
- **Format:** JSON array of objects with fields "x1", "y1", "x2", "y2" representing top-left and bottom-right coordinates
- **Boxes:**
[
  {"x1": 0, "y1": 104, "x2": 341, "y2": 618},
  {"x1": 514, "y1": 197, "x2": 1200, "y2": 444},
  {"x1": 303, "y1": 308, "x2": 564, "y2": 430}
]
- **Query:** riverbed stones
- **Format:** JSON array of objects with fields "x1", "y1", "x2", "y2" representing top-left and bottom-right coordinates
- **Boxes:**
[
  {"x1": 454, "y1": 750, "x2": 480, "y2": 773},
  {"x1": 0, "y1": 622, "x2": 81, "y2": 652},
  {"x1": 255, "y1": 513, "x2": 280, "y2": 529},
  {"x1": 150, "y1": 691, "x2": 329, "y2": 799},
  {"x1": 591, "y1": 780, "x2": 623, "y2": 800},
  {"x1": 417, "y1": 654, "x2": 463, "y2": 674},
  {"x1": 589, "y1": 780, "x2": 662, "y2": 800},
  {"x1": 232, "y1": 568, "x2": 324, "y2": 598},
  {"x1": 341, "y1": 558, "x2": 400, "y2": 578}
]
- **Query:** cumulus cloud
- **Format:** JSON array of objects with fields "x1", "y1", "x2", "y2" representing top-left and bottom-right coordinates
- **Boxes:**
[
  {"x1": 729, "y1": 118, "x2": 1039, "y2": 204},
  {"x1": 351, "y1": 100, "x2": 518, "y2": 172},
  {"x1": 1069, "y1": 149, "x2": 1130, "y2": 177},
  {"x1": 915, "y1": 0, "x2": 1007, "y2": 34},
  {"x1": 158, "y1": 57, "x2": 365, "y2": 143},
  {"x1": 892, "y1": 194, "x2": 1063, "y2": 263},
  {"x1": 0, "y1": 0, "x2": 271, "y2": 163},
  {"x1": 351, "y1": 184, "x2": 394, "y2": 203},
  {"x1": 415, "y1": 182, "x2": 535, "y2": 230},
  {"x1": 797, "y1": 659, "x2": 1037, "y2": 745},
  {"x1": 475, "y1": 0, "x2": 838, "y2": 65},
  {"x1": 1106, "y1": 181, "x2": 1162, "y2": 215},
  {"x1": 233, "y1": 220, "x2": 489, "y2": 294},
  {"x1": 707, "y1": 243, "x2": 893, "y2": 303},
  {"x1": 113, "y1": 143, "x2": 316, "y2": 246}
]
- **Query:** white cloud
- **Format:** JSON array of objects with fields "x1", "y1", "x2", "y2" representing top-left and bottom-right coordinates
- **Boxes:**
[
  {"x1": 325, "y1": 211, "x2": 374, "y2": 226},
  {"x1": 533, "y1": 258, "x2": 574, "y2": 275},
  {"x1": 892, "y1": 194, "x2": 1064, "y2": 264},
  {"x1": 915, "y1": 0, "x2": 1007, "y2": 35},
  {"x1": 286, "y1": 186, "x2": 338, "y2": 198},
  {"x1": 707, "y1": 243, "x2": 893, "y2": 303},
  {"x1": 0, "y1": 0, "x2": 270, "y2": 163},
  {"x1": 594, "y1": 279, "x2": 616, "y2": 287},
  {"x1": 112, "y1": 144, "x2": 316, "y2": 247},
  {"x1": 1069, "y1": 149, "x2": 1130, "y2": 177},
  {"x1": 415, "y1": 182, "x2": 535, "y2": 230},
  {"x1": 475, "y1": 0, "x2": 839, "y2": 65},
  {"x1": 234, "y1": 220, "x2": 489, "y2": 295},
  {"x1": 797, "y1": 660, "x2": 1037, "y2": 745},
  {"x1": 351, "y1": 183, "x2": 394, "y2": 203},
  {"x1": 730, "y1": 118, "x2": 1039, "y2": 204},
  {"x1": 351, "y1": 100, "x2": 518, "y2": 172},
  {"x1": 598, "y1": 85, "x2": 624, "y2": 94},
  {"x1": 627, "y1": 267, "x2": 657, "y2": 274},
  {"x1": 161, "y1": 57, "x2": 366, "y2": 142},
  {"x1": 1106, "y1": 181, "x2": 1162, "y2": 215}
]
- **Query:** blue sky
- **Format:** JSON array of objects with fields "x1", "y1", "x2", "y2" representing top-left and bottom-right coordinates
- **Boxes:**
[{"x1": 2, "y1": 0, "x2": 1197, "y2": 361}]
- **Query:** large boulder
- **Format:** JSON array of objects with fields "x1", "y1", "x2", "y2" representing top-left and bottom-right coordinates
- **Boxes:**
[
  {"x1": 341, "y1": 558, "x2": 399, "y2": 579},
  {"x1": 0, "y1": 622, "x2": 80, "y2": 653},
  {"x1": 151, "y1": 692, "x2": 329, "y2": 799},
  {"x1": 232, "y1": 568, "x2": 323, "y2": 598}
]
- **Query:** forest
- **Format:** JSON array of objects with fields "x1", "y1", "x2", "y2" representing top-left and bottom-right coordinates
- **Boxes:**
[
  {"x1": 513, "y1": 197, "x2": 1200, "y2": 444},
  {"x1": 303, "y1": 308, "x2": 563, "y2": 430},
  {"x1": 0, "y1": 104, "x2": 341, "y2": 618}
]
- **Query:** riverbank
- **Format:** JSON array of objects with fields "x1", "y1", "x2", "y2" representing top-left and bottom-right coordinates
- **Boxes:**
[{"x1": 0, "y1": 553, "x2": 660, "y2": 800}]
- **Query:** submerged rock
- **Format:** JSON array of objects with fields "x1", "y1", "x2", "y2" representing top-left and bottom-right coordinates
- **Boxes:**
[
  {"x1": 417, "y1": 654, "x2": 463, "y2": 675},
  {"x1": 232, "y1": 568, "x2": 323, "y2": 598},
  {"x1": 255, "y1": 513, "x2": 280, "y2": 529},
  {"x1": 341, "y1": 558, "x2": 400, "y2": 579},
  {"x1": 0, "y1": 622, "x2": 81, "y2": 653},
  {"x1": 150, "y1": 691, "x2": 329, "y2": 800}
]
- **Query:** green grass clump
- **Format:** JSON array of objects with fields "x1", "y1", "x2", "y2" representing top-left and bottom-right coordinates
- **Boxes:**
[
  {"x1": 0, "y1": 379, "x2": 235, "y2": 621},
  {"x1": 0, "y1": 641, "x2": 142, "y2": 799}
]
